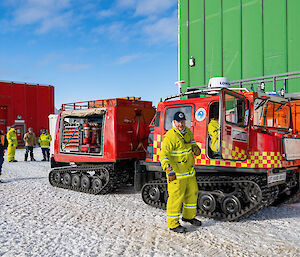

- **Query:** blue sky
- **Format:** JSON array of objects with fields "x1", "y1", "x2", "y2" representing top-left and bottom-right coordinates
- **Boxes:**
[{"x1": 0, "y1": 0, "x2": 178, "y2": 108}]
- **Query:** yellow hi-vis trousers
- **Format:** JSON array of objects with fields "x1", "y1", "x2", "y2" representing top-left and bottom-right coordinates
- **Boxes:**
[
  {"x1": 166, "y1": 175, "x2": 199, "y2": 229},
  {"x1": 7, "y1": 145, "x2": 16, "y2": 162}
]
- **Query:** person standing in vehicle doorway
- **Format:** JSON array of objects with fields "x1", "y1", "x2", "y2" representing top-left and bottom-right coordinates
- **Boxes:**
[
  {"x1": 24, "y1": 128, "x2": 37, "y2": 161},
  {"x1": 160, "y1": 111, "x2": 202, "y2": 233},
  {"x1": 208, "y1": 108, "x2": 220, "y2": 155}
]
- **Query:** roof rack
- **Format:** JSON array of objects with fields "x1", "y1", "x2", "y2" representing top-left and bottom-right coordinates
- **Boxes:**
[
  {"x1": 61, "y1": 97, "x2": 141, "y2": 111},
  {"x1": 61, "y1": 100, "x2": 111, "y2": 110},
  {"x1": 164, "y1": 87, "x2": 249, "y2": 101},
  {"x1": 230, "y1": 71, "x2": 300, "y2": 91},
  {"x1": 164, "y1": 71, "x2": 300, "y2": 102}
]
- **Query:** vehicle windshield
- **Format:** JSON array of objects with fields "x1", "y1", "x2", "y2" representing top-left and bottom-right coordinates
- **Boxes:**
[{"x1": 253, "y1": 99, "x2": 290, "y2": 129}]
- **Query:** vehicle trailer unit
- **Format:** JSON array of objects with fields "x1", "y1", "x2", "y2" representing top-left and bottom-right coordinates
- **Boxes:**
[
  {"x1": 138, "y1": 74, "x2": 300, "y2": 221},
  {"x1": 49, "y1": 98, "x2": 155, "y2": 194}
]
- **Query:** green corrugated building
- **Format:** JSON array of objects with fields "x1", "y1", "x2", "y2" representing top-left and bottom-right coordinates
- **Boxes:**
[{"x1": 179, "y1": 0, "x2": 300, "y2": 93}]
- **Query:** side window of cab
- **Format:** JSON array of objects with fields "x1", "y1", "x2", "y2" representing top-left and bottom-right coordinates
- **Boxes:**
[{"x1": 163, "y1": 106, "x2": 193, "y2": 131}]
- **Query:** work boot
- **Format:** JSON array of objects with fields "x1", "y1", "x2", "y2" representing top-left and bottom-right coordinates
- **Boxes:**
[
  {"x1": 30, "y1": 152, "x2": 36, "y2": 161},
  {"x1": 24, "y1": 152, "x2": 28, "y2": 161},
  {"x1": 9, "y1": 159, "x2": 18, "y2": 162},
  {"x1": 182, "y1": 218, "x2": 202, "y2": 226},
  {"x1": 170, "y1": 225, "x2": 187, "y2": 233},
  {"x1": 41, "y1": 154, "x2": 46, "y2": 161}
]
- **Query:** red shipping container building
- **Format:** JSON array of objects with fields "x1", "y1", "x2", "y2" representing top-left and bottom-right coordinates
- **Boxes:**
[{"x1": 0, "y1": 81, "x2": 54, "y2": 146}]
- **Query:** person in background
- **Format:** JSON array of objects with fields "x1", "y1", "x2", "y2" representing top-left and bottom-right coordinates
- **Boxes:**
[
  {"x1": 0, "y1": 130, "x2": 8, "y2": 182},
  {"x1": 7, "y1": 125, "x2": 18, "y2": 162},
  {"x1": 160, "y1": 111, "x2": 202, "y2": 233},
  {"x1": 23, "y1": 128, "x2": 37, "y2": 161},
  {"x1": 39, "y1": 129, "x2": 52, "y2": 161},
  {"x1": 208, "y1": 110, "x2": 220, "y2": 154}
]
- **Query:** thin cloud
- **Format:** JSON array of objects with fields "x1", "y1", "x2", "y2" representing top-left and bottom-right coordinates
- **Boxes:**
[
  {"x1": 115, "y1": 54, "x2": 142, "y2": 65},
  {"x1": 116, "y1": 0, "x2": 136, "y2": 9},
  {"x1": 36, "y1": 53, "x2": 61, "y2": 67},
  {"x1": 98, "y1": 9, "x2": 115, "y2": 18},
  {"x1": 93, "y1": 22, "x2": 130, "y2": 41},
  {"x1": 135, "y1": 0, "x2": 176, "y2": 16},
  {"x1": 6, "y1": 0, "x2": 73, "y2": 33},
  {"x1": 59, "y1": 63, "x2": 91, "y2": 72},
  {"x1": 143, "y1": 12, "x2": 177, "y2": 44},
  {"x1": 94, "y1": 0, "x2": 177, "y2": 45},
  {"x1": 116, "y1": 0, "x2": 176, "y2": 16}
]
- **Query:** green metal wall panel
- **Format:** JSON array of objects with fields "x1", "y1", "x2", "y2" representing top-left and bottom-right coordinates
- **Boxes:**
[
  {"x1": 179, "y1": 0, "x2": 189, "y2": 89},
  {"x1": 263, "y1": 0, "x2": 287, "y2": 91},
  {"x1": 188, "y1": 0, "x2": 205, "y2": 88},
  {"x1": 204, "y1": 0, "x2": 222, "y2": 82},
  {"x1": 241, "y1": 0, "x2": 263, "y2": 79},
  {"x1": 223, "y1": 0, "x2": 242, "y2": 80},
  {"x1": 287, "y1": 0, "x2": 300, "y2": 93},
  {"x1": 179, "y1": 0, "x2": 299, "y2": 94}
]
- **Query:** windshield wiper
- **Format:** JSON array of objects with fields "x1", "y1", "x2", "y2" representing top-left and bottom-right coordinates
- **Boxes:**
[
  {"x1": 255, "y1": 99, "x2": 267, "y2": 110},
  {"x1": 274, "y1": 102, "x2": 288, "y2": 112}
]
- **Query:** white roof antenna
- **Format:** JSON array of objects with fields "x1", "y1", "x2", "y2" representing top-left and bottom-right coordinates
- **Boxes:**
[{"x1": 175, "y1": 80, "x2": 186, "y2": 94}]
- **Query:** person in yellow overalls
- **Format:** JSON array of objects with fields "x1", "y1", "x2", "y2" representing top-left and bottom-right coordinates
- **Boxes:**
[
  {"x1": 39, "y1": 129, "x2": 52, "y2": 161},
  {"x1": 160, "y1": 111, "x2": 202, "y2": 233},
  {"x1": 208, "y1": 111, "x2": 220, "y2": 154},
  {"x1": 7, "y1": 125, "x2": 18, "y2": 162}
]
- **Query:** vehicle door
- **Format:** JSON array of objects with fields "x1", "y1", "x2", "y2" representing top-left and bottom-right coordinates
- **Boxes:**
[
  {"x1": 290, "y1": 99, "x2": 300, "y2": 135},
  {"x1": 146, "y1": 111, "x2": 161, "y2": 162},
  {"x1": 220, "y1": 88, "x2": 249, "y2": 161}
]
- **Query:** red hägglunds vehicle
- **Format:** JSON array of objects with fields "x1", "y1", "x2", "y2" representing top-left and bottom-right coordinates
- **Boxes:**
[
  {"x1": 138, "y1": 74, "x2": 300, "y2": 221},
  {"x1": 49, "y1": 97, "x2": 155, "y2": 194}
]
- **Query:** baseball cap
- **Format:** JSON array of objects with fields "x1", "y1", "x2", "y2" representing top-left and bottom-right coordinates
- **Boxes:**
[{"x1": 173, "y1": 111, "x2": 186, "y2": 122}]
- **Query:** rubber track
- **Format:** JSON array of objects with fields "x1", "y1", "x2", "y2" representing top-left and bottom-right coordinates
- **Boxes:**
[
  {"x1": 49, "y1": 165, "x2": 119, "y2": 195},
  {"x1": 141, "y1": 175, "x2": 280, "y2": 221}
]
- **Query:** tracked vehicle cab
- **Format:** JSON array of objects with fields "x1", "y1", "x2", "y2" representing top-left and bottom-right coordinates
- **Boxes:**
[{"x1": 138, "y1": 72, "x2": 300, "y2": 221}]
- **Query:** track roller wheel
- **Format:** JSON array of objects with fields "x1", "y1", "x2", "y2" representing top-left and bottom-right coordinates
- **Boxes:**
[
  {"x1": 198, "y1": 193, "x2": 216, "y2": 213},
  {"x1": 245, "y1": 183, "x2": 261, "y2": 203},
  {"x1": 53, "y1": 171, "x2": 61, "y2": 184},
  {"x1": 62, "y1": 172, "x2": 71, "y2": 186},
  {"x1": 221, "y1": 195, "x2": 241, "y2": 215},
  {"x1": 72, "y1": 174, "x2": 81, "y2": 188},
  {"x1": 149, "y1": 186, "x2": 161, "y2": 202},
  {"x1": 81, "y1": 175, "x2": 90, "y2": 190},
  {"x1": 91, "y1": 178, "x2": 103, "y2": 191}
]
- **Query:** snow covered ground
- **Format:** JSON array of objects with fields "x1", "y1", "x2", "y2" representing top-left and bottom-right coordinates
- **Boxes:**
[{"x1": 0, "y1": 149, "x2": 300, "y2": 257}]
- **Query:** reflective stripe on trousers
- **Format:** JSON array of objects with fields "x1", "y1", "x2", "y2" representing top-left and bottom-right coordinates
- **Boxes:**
[{"x1": 166, "y1": 175, "x2": 198, "y2": 229}]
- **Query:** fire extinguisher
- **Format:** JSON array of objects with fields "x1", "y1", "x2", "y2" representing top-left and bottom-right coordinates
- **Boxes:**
[
  {"x1": 91, "y1": 125, "x2": 99, "y2": 145},
  {"x1": 83, "y1": 123, "x2": 90, "y2": 144}
]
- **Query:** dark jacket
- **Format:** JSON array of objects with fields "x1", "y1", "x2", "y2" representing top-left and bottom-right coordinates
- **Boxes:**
[{"x1": 0, "y1": 132, "x2": 8, "y2": 156}]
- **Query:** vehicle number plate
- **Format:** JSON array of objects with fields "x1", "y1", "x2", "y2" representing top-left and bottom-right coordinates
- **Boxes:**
[{"x1": 268, "y1": 172, "x2": 286, "y2": 184}]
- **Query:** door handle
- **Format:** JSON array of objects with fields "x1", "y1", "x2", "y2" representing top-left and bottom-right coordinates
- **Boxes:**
[{"x1": 225, "y1": 126, "x2": 231, "y2": 135}]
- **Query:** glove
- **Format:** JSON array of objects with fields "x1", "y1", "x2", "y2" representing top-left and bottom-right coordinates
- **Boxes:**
[
  {"x1": 166, "y1": 164, "x2": 176, "y2": 182},
  {"x1": 192, "y1": 145, "x2": 201, "y2": 156},
  {"x1": 11, "y1": 144, "x2": 14, "y2": 147}
]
